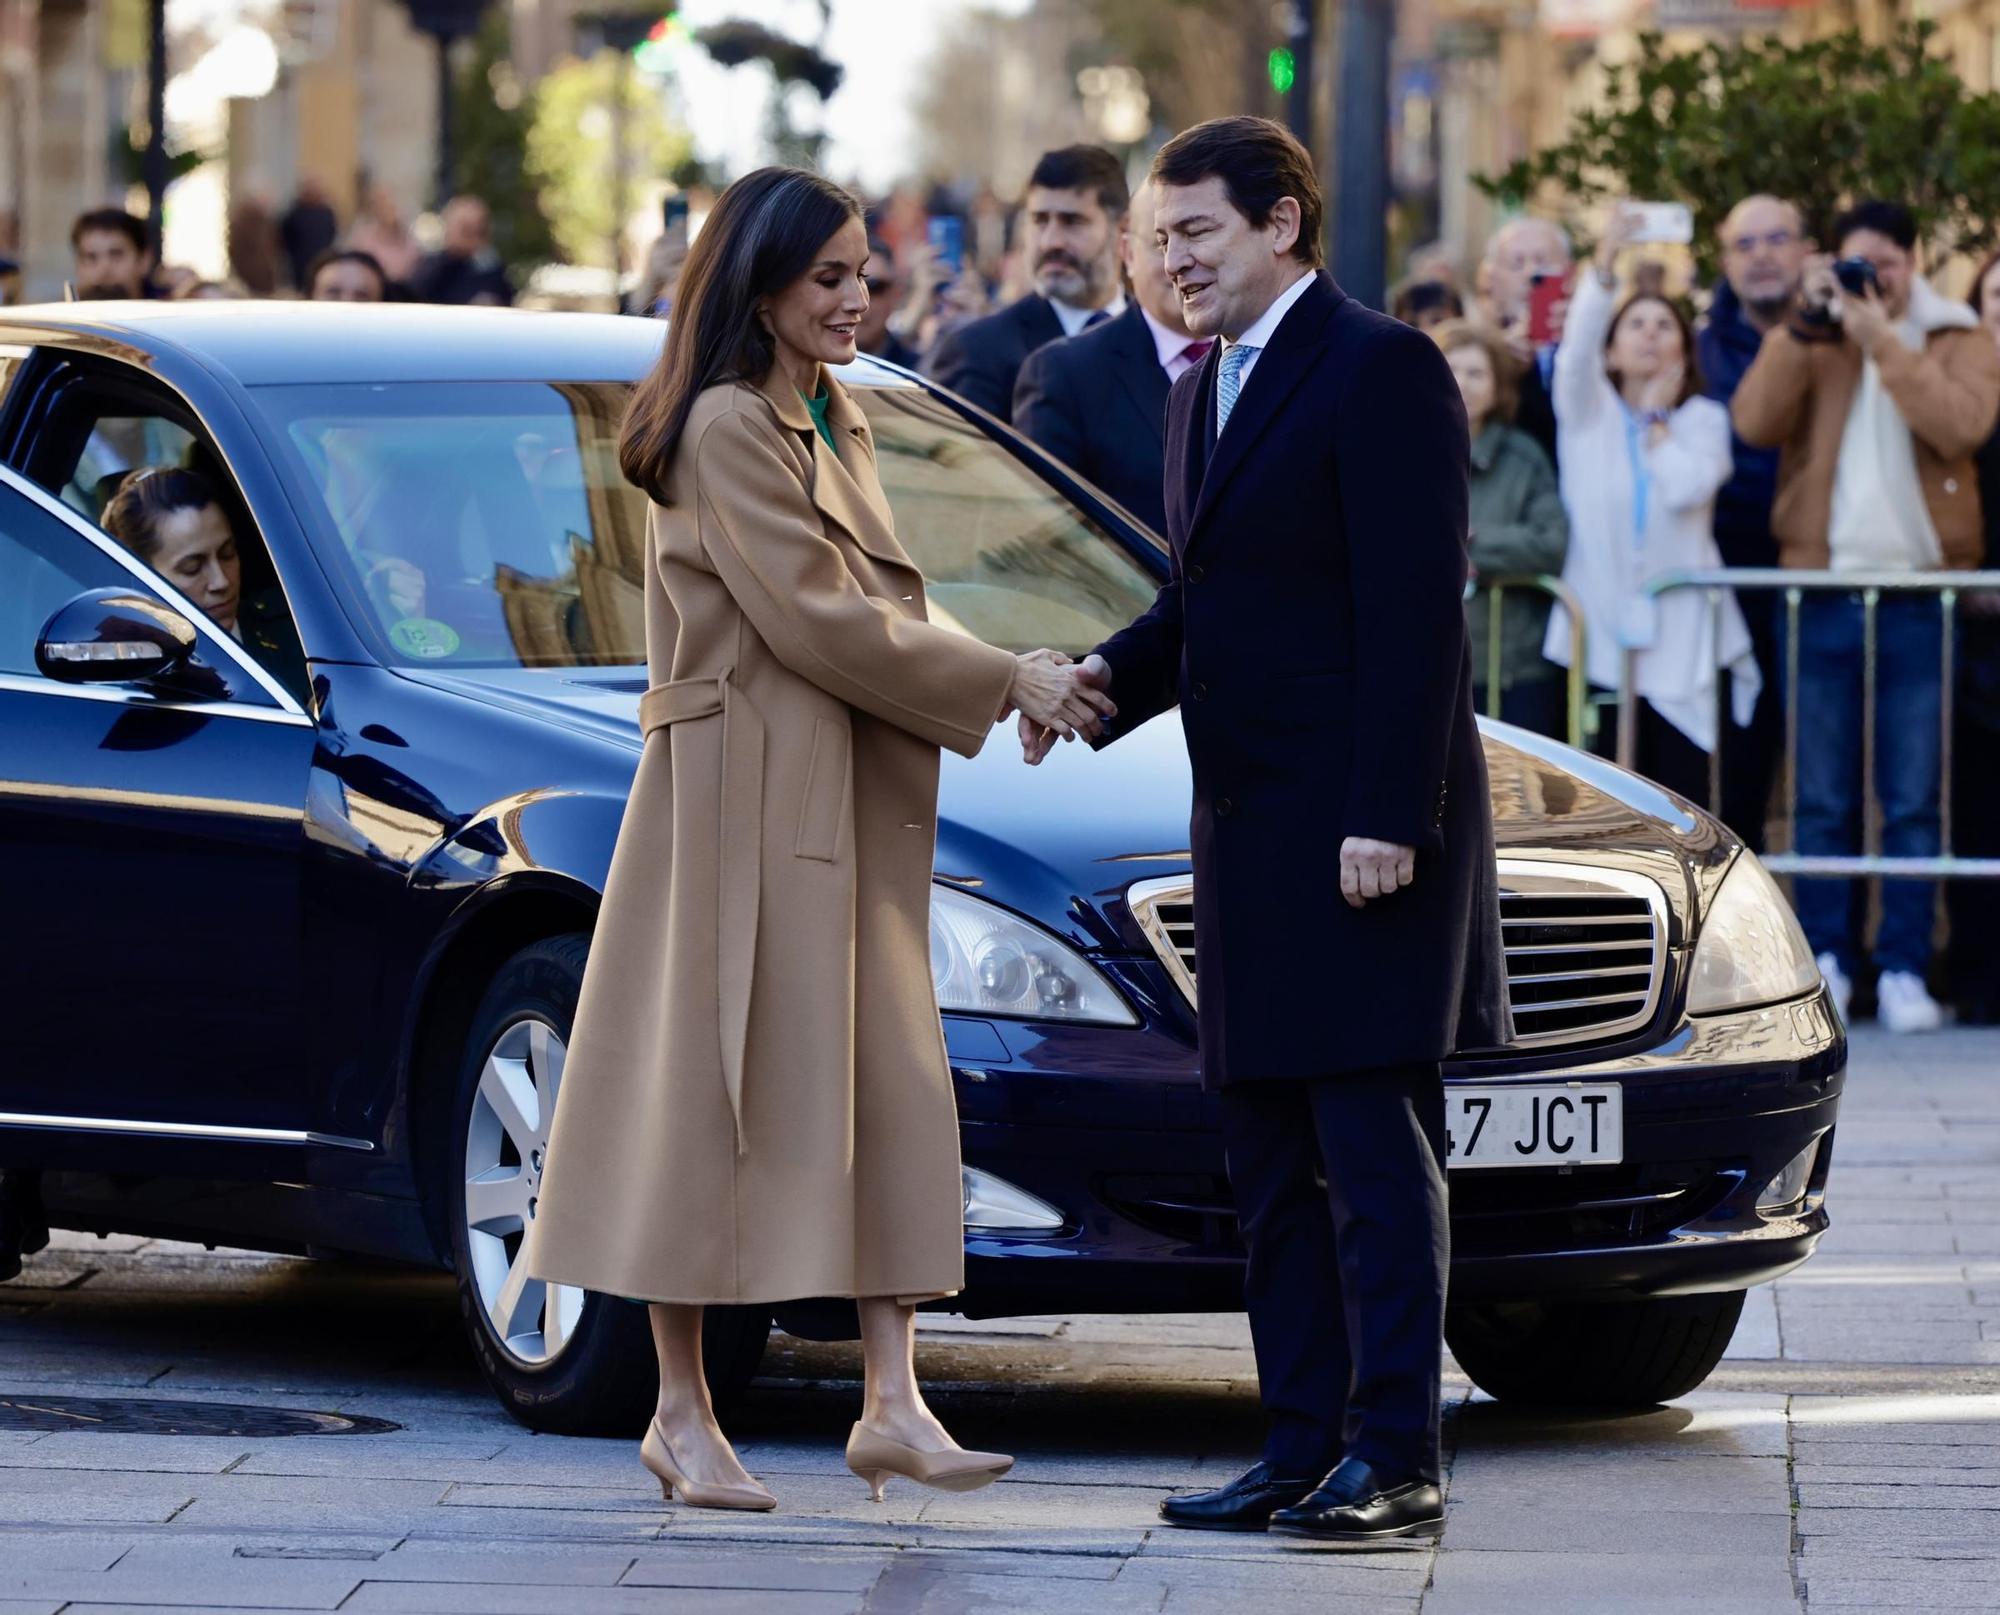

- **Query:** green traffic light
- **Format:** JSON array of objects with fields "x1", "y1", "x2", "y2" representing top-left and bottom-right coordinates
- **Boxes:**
[{"x1": 1268, "y1": 46, "x2": 1296, "y2": 95}]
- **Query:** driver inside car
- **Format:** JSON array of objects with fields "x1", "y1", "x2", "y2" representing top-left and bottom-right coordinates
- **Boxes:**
[{"x1": 100, "y1": 465, "x2": 308, "y2": 694}]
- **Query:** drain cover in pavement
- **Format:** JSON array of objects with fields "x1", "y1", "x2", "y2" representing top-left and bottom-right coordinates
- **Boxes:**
[{"x1": 0, "y1": 1396, "x2": 402, "y2": 1436}]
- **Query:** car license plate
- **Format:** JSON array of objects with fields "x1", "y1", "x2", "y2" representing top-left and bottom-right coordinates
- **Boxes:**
[{"x1": 1446, "y1": 1083, "x2": 1622, "y2": 1169}]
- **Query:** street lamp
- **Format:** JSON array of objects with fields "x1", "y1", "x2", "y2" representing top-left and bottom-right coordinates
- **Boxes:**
[{"x1": 400, "y1": 0, "x2": 495, "y2": 212}]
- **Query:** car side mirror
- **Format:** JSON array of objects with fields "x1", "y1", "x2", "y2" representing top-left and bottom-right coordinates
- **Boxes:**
[{"x1": 35, "y1": 587, "x2": 198, "y2": 686}]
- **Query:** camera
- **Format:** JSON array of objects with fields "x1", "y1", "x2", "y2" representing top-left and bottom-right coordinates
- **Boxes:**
[{"x1": 1833, "y1": 257, "x2": 1881, "y2": 298}]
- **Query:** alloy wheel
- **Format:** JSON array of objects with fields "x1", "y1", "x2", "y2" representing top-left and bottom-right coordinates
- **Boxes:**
[{"x1": 463, "y1": 1016, "x2": 584, "y2": 1368}]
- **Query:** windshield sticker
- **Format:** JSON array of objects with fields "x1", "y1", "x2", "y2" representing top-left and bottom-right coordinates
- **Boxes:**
[{"x1": 389, "y1": 617, "x2": 462, "y2": 660}]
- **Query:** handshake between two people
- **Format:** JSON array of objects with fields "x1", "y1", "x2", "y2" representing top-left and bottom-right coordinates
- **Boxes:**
[
  {"x1": 1001, "y1": 649, "x2": 1417, "y2": 910},
  {"x1": 1001, "y1": 648, "x2": 1116, "y2": 760}
]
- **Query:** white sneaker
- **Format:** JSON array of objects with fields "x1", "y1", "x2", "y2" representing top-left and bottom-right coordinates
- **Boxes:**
[
  {"x1": 1816, "y1": 952, "x2": 1852, "y2": 1027},
  {"x1": 1878, "y1": 970, "x2": 1944, "y2": 1035}
]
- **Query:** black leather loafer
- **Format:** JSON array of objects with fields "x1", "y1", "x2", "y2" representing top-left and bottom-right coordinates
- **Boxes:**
[
  {"x1": 1158, "y1": 1460, "x2": 1321, "y2": 1531},
  {"x1": 1268, "y1": 1456, "x2": 1444, "y2": 1548}
]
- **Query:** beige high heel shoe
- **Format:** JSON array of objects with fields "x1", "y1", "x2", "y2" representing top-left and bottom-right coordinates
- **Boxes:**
[
  {"x1": 845, "y1": 1421, "x2": 1014, "y2": 1503},
  {"x1": 640, "y1": 1417, "x2": 777, "y2": 1511}
]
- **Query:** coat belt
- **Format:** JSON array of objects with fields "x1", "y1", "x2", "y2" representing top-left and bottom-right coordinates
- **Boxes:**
[{"x1": 639, "y1": 667, "x2": 761, "y2": 1154}]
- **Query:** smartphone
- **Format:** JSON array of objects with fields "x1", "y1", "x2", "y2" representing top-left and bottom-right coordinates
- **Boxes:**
[
  {"x1": 1627, "y1": 201, "x2": 1694, "y2": 245},
  {"x1": 1834, "y1": 256, "x2": 1881, "y2": 297},
  {"x1": 661, "y1": 194, "x2": 690, "y2": 238},
  {"x1": 1526, "y1": 271, "x2": 1571, "y2": 348},
  {"x1": 927, "y1": 215, "x2": 964, "y2": 276}
]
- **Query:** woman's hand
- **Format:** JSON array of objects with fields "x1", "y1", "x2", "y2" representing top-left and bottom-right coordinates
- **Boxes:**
[
  {"x1": 1595, "y1": 203, "x2": 1641, "y2": 287},
  {"x1": 1004, "y1": 647, "x2": 1115, "y2": 743},
  {"x1": 1636, "y1": 363, "x2": 1684, "y2": 419},
  {"x1": 365, "y1": 554, "x2": 427, "y2": 618}
]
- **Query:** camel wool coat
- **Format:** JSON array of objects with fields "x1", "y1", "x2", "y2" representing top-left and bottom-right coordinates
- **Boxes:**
[{"x1": 524, "y1": 368, "x2": 1017, "y2": 1305}]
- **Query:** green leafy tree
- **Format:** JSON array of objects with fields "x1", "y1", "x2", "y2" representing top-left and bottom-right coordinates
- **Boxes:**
[
  {"x1": 1479, "y1": 23, "x2": 2000, "y2": 276},
  {"x1": 454, "y1": 11, "x2": 559, "y2": 277},
  {"x1": 527, "y1": 53, "x2": 692, "y2": 268}
]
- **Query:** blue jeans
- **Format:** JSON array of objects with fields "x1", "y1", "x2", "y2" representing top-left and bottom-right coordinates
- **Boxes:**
[{"x1": 1790, "y1": 593, "x2": 1947, "y2": 977}]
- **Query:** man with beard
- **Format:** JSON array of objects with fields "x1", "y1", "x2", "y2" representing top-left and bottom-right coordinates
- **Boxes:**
[
  {"x1": 1699, "y1": 195, "x2": 1811, "y2": 849},
  {"x1": 70, "y1": 209, "x2": 158, "y2": 300},
  {"x1": 925, "y1": 145, "x2": 1127, "y2": 424},
  {"x1": 1013, "y1": 181, "x2": 1205, "y2": 534}
]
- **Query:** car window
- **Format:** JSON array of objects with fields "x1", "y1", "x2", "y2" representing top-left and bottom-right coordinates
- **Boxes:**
[
  {"x1": 0, "y1": 478, "x2": 280, "y2": 706},
  {"x1": 256, "y1": 381, "x2": 652, "y2": 668},
  {"x1": 853, "y1": 387, "x2": 1163, "y2": 654},
  {"x1": 18, "y1": 362, "x2": 312, "y2": 702},
  {"x1": 0, "y1": 481, "x2": 134, "y2": 676}
]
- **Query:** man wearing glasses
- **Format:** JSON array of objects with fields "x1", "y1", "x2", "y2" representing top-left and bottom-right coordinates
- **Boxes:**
[{"x1": 1699, "y1": 195, "x2": 1810, "y2": 850}]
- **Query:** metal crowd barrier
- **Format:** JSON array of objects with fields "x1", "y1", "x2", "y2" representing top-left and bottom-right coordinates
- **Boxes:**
[
  {"x1": 1465, "y1": 572, "x2": 1591, "y2": 749},
  {"x1": 1620, "y1": 568, "x2": 2000, "y2": 878}
]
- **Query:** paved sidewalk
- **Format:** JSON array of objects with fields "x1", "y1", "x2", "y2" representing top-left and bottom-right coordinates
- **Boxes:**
[{"x1": 0, "y1": 1027, "x2": 1996, "y2": 1612}]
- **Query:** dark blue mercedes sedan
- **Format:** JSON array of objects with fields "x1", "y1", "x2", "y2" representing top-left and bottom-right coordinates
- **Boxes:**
[{"x1": 0, "y1": 302, "x2": 1844, "y2": 1433}]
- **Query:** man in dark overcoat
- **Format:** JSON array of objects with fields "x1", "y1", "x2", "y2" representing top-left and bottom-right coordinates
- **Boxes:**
[{"x1": 1028, "y1": 116, "x2": 1511, "y2": 1547}]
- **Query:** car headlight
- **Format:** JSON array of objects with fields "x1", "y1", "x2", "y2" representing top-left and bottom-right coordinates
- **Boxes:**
[
  {"x1": 1687, "y1": 851, "x2": 1820, "y2": 1015},
  {"x1": 930, "y1": 883, "x2": 1136, "y2": 1026}
]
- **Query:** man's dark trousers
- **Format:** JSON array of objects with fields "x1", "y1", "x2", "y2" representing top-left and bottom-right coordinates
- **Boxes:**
[{"x1": 1224, "y1": 1064, "x2": 1448, "y2": 1483}]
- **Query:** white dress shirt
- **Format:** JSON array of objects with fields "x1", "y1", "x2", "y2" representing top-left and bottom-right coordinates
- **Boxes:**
[
  {"x1": 1049, "y1": 291, "x2": 1126, "y2": 337},
  {"x1": 1216, "y1": 270, "x2": 1315, "y2": 432},
  {"x1": 1139, "y1": 306, "x2": 1210, "y2": 383}
]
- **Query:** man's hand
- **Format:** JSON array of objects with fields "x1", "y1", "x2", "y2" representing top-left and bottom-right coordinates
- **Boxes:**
[
  {"x1": 1837, "y1": 280, "x2": 1896, "y2": 358},
  {"x1": 1021, "y1": 653, "x2": 1111, "y2": 765},
  {"x1": 1800, "y1": 254, "x2": 1839, "y2": 317},
  {"x1": 1340, "y1": 836, "x2": 1417, "y2": 909}
]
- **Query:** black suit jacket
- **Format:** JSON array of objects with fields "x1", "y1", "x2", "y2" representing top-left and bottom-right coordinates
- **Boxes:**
[
  {"x1": 1013, "y1": 303, "x2": 1172, "y2": 534},
  {"x1": 1091, "y1": 273, "x2": 1512, "y2": 1085},
  {"x1": 923, "y1": 293, "x2": 1064, "y2": 424}
]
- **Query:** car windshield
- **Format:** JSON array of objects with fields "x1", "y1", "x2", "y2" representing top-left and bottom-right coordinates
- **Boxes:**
[{"x1": 252, "y1": 379, "x2": 1163, "y2": 670}]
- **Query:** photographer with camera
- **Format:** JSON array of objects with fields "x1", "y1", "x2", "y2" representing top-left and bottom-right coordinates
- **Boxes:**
[{"x1": 1734, "y1": 200, "x2": 2000, "y2": 1033}]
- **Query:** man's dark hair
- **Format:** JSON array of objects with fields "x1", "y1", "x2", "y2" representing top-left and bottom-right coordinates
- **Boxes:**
[
  {"x1": 1831, "y1": 199, "x2": 1918, "y2": 255},
  {"x1": 70, "y1": 208, "x2": 148, "y2": 255},
  {"x1": 1150, "y1": 116, "x2": 1325, "y2": 269},
  {"x1": 306, "y1": 248, "x2": 388, "y2": 299},
  {"x1": 1027, "y1": 145, "x2": 1129, "y2": 219}
]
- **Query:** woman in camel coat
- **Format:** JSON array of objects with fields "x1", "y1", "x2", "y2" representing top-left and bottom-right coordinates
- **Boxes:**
[{"x1": 524, "y1": 167, "x2": 1109, "y2": 1511}]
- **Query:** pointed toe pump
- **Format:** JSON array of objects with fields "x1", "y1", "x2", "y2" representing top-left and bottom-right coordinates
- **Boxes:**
[
  {"x1": 641, "y1": 1418, "x2": 777, "y2": 1511},
  {"x1": 845, "y1": 1422, "x2": 1014, "y2": 1503}
]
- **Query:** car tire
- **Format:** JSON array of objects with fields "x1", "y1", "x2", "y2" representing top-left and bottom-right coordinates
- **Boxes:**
[
  {"x1": 446, "y1": 934, "x2": 770, "y2": 1435},
  {"x1": 1446, "y1": 1289, "x2": 1746, "y2": 1408}
]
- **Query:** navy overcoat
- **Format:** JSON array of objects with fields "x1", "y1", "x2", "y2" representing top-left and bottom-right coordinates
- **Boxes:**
[{"x1": 1091, "y1": 272, "x2": 1512, "y2": 1086}]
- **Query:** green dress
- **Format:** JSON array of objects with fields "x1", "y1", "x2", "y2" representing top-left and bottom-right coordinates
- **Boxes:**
[{"x1": 803, "y1": 389, "x2": 836, "y2": 450}]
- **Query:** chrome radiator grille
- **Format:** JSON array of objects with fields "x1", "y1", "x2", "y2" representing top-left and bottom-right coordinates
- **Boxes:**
[{"x1": 1126, "y1": 860, "x2": 1668, "y2": 1051}]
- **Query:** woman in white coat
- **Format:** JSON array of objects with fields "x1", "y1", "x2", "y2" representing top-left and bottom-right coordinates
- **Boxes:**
[{"x1": 1543, "y1": 205, "x2": 1760, "y2": 807}]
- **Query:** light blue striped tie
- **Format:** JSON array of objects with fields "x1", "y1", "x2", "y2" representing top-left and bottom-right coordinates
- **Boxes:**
[{"x1": 1217, "y1": 342, "x2": 1258, "y2": 434}]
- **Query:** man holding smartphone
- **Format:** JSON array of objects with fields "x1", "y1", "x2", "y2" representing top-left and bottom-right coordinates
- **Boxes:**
[{"x1": 1733, "y1": 200, "x2": 2000, "y2": 1033}]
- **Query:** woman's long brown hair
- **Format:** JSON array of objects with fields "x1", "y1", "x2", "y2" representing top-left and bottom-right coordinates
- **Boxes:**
[{"x1": 618, "y1": 167, "x2": 863, "y2": 503}]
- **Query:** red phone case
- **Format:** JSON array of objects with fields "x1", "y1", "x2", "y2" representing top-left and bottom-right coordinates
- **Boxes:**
[{"x1": 1526, "y1": 275, "x2": 1570, "y2": 349}]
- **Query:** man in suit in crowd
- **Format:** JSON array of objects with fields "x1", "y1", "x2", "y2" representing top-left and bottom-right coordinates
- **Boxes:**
[
  {"x1": 1026, "y1": 116, "x2": 1510, "y2": 1547},
  {"x1": 924, "y1": 145, "x2": 1127, "y2": 424},
  {"x1": 1013, "y1": 182, "x2": 1209, "y2": 533}
]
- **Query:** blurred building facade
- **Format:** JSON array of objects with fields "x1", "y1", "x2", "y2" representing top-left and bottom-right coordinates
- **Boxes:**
[{"x1": 1390, "y1": 0, "x2": 2000, "y2": 280}]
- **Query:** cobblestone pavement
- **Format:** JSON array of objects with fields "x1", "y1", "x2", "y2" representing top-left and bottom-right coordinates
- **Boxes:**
[{"x1": 1, "y1": 1026, "x2": 1995, "y2": 1613}]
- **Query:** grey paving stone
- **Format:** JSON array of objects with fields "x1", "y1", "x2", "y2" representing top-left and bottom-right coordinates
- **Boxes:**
[
  {"x1": 0, "y1": 1532, "x2": 131, "y2": 1572},
  {"x1": 0, "y1": 1602, "x2": 62, "y2": 1615},
  {"x1": 865, "y1": 1561, "x2": 1162, "y2": 1614},
  {"x1": 1422, "y1": 1551, "x2": 1800, "y2": 1613},
  {"x1": 0, "y1": 1472, "x2": 192, "y2": 1526},
  {"x1": 0, "y1": 1562, "x2": 363, "y2": 1609},
  {"x1": 1444, "y1": 1453, "x2": 1790, "y2": 1507},
  {"x1": 1803, "y1": 1586, "x2": 2000, "y2": 1611},
  {"x1": 1439, "y1": 1505, "x2": 1792, "y2": 1555},
  {"x1": 342, "y1": 1585, "x2": 861, "y2": 1614},
  {"x1": 1159, "y1": 1594, "x2": 1417, "y2": 1615},
  {"x1": 619, "y1": 1548, "x2": 896, "y2": 1591},
  {"x1": 1797, "y1": 1457, "x2": 2000, "y2": 1481},
  {"x1": 0, "y1": 1433, "x2": 253, "y2": 1474},
  {"x1": 1794, "y1": 1549, "x2": 2000, "y2": 1580},
  {"x1": 1798, "y1": 1479, "x2": 2000, "y2": 1509},
  {"x1": 1794, "y1": 1506, "x2": 2000, "y2": 1539}
]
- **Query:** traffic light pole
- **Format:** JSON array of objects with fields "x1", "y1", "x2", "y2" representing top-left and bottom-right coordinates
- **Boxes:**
[
  {"x1": 145, "y1": 0, "x2": 167, "y2": 255},
  {"x1": 1330, "y1": 0, "x2": 1393, "y2": 309}
]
